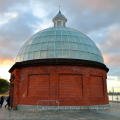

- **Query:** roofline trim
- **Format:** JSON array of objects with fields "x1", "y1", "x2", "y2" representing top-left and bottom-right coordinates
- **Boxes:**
[{"x1": 9, "y1": 58, "x2": 109, "y2": 73}]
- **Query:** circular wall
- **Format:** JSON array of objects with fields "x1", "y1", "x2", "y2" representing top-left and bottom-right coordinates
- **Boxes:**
[{"x1": 9, "y1": 59, "x2": 109, "y2": 108}]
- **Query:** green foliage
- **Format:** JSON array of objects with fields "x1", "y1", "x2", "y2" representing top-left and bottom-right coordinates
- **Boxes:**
[{"x1": 0, "y1": 78, "x2": 9, "y2": 94}]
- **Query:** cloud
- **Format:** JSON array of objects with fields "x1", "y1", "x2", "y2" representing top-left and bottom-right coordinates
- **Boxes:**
[
  {"x1": 0, "y1": 10, "x2": 41, "y2": 61},
  {"x1": 0, "y1": 0, "x2": 120, "y2": 79},
  {"x1": 88, "y1": 25, "x2": 120, "y2": 77},
  {"x1": 81, "y1": 0, "x2": 120, "y2": 11},
  {"x1": 108, "y1": 76, "x2": 120, "y2": 81},
  {"x1": 0, "y1": 0, "x2": 30, "y2": 13},
  {"x1": 96, "y1": 26, "x2": 120, "y2": 65},
  {"x1": 12, "y1": 13, "x2": 18, "y2": 18},
  {"x1": 35, "y1": 0, "x2": 120, "y2": 34}
]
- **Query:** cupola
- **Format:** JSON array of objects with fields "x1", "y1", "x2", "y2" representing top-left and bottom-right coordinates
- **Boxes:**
[{"x1": 52, "y1": 8, "x2": 67, "y2": 27}]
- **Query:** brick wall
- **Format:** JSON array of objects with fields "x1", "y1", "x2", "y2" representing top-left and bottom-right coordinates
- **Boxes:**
[
  {"x1": 9, "y1": 68, "x2": 20, "y2": 108},
  {"x1": 10, "y1": 65, "x2": 109, "y2": 108}
]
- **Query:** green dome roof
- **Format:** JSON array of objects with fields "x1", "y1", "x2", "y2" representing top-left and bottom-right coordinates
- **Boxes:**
[
  {"x1": 16, "y1": 27, "x2": 104, "y2": 64},
  {"x1": 55, "y1": 11, "x2": 65, "y2": 18}
]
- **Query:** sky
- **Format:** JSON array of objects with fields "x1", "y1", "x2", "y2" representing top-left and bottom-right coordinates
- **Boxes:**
[{"x1": 0, "y1": 0, "x2": 120, "y2": 92}]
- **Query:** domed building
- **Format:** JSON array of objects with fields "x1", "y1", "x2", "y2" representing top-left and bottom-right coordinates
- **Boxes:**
[{"x1": 9, "y1": 10, "x2": 109, "y2": 110}]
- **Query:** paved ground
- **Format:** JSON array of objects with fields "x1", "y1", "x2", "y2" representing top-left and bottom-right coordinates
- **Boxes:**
[
  {"x1": 0, "y1": 102, "x2": 120, "y2": 120},
  {"x1": 101, "y1": 101, "x2": 120, "y2": 114}
]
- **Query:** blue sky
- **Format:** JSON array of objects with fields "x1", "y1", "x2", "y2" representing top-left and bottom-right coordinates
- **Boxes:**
[{"x1": 0, "y1": 0, "x2": 120, "y2": 92}]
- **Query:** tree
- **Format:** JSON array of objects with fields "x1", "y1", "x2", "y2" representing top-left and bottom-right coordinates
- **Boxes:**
[{"x1": 0, "y1": 78, "x2": 9, "y2": 94}]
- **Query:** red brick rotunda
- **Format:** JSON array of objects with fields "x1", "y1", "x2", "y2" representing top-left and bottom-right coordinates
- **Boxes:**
[{"x1": 9, "y1": 10, "x2": 109, "y2": 110}]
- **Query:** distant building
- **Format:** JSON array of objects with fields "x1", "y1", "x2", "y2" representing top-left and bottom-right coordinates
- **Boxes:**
[
  {"x1": 9, "y1": 10, "x2": 109, "y2": 110},
  {"x1": 109, "y1": 90, "x2": 111, "y2": 93}
]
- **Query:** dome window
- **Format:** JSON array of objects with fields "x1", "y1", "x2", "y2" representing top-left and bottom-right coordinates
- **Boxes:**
[{"x1": 57, "y1": 21, "x2": 61, "y2": 26}]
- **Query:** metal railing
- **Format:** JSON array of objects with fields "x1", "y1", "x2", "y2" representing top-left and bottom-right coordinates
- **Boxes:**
[{"x1": 37, "y1": 100, "x2": 59, "y2": 112}]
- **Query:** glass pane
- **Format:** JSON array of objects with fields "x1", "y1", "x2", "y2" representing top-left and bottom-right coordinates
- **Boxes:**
[
  {"x1": 74, "y1": 36, "x2": 80, "y2": 42},
  {"x1": 94, "y1": 54, "x2": 98, "y2": 62},
  {"x1": 22, "y1": 47, "x2": 26, "y2": 54},
  {"x1": 55, "y1": 50, "x2": 62, "y2": 58},
  {"x1": 35, "y1": 43, "x2": 41, "y2": 51},
  {"x1": 18, "y1": 49, "x2": 23, "y2": 55},
  {"x1": 56, "y1": 35, "x2": 61, "y2": 41},
  {"x1": 45, "y1": 31, "x2": 51, "y2": 35},
  {"x1": 98, "y1": 56, "x2": 102, "y2": 63},
  {"x1": 97, "y1": 49, "x2": 102, "y2": 56},
  {"x1": 70, "y1": 50, "x2": 77, "y2": 58},
  {"x1": 56, "y1": 27, "x2": 61, "y2": 30},
  {"x1": 77, "y1": 32, "x2": 82, "y2": 37},
  {"x1": 36, "y1": 33, "x2": 41, "y2": 37},
  {"x1": 84, "y1": 52, "x2": 89, "y2": 60},
  {"x1": 62, "y1": 30, "x2": 67, "y2": 35},
  {"x1": 29, "y1": 44, "x2": 36, "y2": 52},
  {"x1": 62, "y1": 35, "x2": 68, "y2": 41},
  {"x1": 56, "y1": 31, "x2": 61, "y2": 35},
  {"x1": 28, "y1": 52, "x2": 34, "y2": 60},
  {"x1": 55, "y1": 42, "x2": 61, "y2": 49},
  {"x1": 89, "y1": 40, "x2": 95, "y2": 46},
  {"x1": 67, "y1": 31, "x2": 72, "y2": 35},
  {"x1": 16, "y1": 56, "x2": 20, "y2": 62},
  {"x1": 40, "y1": 32, "x2": 46, "y2": 36},
  {"x1": 82, "y1": 44, "x2": 88, "y2": 51},
  {"x1": 43, "y1": 36, "x2": 49, "y2": 42},
  {"x1": 92, "y1": 47, "x2": 98, "y2": 54},
  {"x1": 61, "y1": 28, "x2": 66, "y2": 30},
  {"x1": 37, "y1": 37, "x2": 43, "y2": 43},
  {"x1": 89, "y1": 53, "x2": 94, "y2": 61},
  {"x1": 88, "y1": 45, "x2": 93, "y2": 52},
  {"x1": 69, "y1": 42, "x2": 76, "y2": 50},
  {"x1": 48, "y1": 42, "x2": 54, "y2": 49},
  {"x1": 91, "y1": 41, "x2": 96, "y2": 47},
  {"x1": 41, "y1": 42, "x2": 47, "y2": 50},
  {"x1": 68, "y1": 36, "x2": 74, "y2": 42},
  {"x1": 32, "y1": 34, "x2": 36, "y2": 39},
  {"x1": 32, "y1": 38, "x2": 38, "y2": 44},
  {"x1": 62, "y1": 50, "x2": 69, "y2": 58},
  {"x1": 76, "y1": 43, "x2": 83, "y2": 51},
  {"x1": 46, "y1": 28, "x2": 52, "y2": 31},
  {"x1": 23, "y1": 41, "x2": 28, "y2": 47},
  {"x1": 25, "y1": 46, "x2": 30, "y2": 53},
  {"x1": 28, "y1": 39, "x2": 33, "y2": 45},
  {"x1": 101, "y1": 57, "x2": 104, "y2": 63},
  {"x1": 66, "y1": 28, "x2": 70, "y2": 30},
  {"x1": 80, "y1": 38, "x2": 86, "y2": 44},
  {"x1": 34, "y1": 51, "x2": 40, "y2": 59},
  {"x1": 52, "y1": 27, "x2": 56, "y2": 30},
  {"x1": 78, "y1": 51, "x2": 83, "y2": 59},
  {"x1": 69, "y1": 28, "x2": 74, "y2": 31},
  {"x1": 72, "y1": 31, "x2": 78, "y2": 36},
  {"x1": 47, "y1": 50, "x2": 54, "y2": 58},
  {"x1": 50, "y1": 31, "x2": 56, "y2": 35},
  {"x1": 62, "y1": 42, "x2": 69, "y2": 49},
  {"x1": 80, "y1": 34, "x2": 85, "y2": 38},
  {"x1": 40, "y1": 51, "x2": 47, "y2": 58},
  {"x1": 20, "y1": 55, "x2": 23, "y2": 61},
  {"x1": 84, "y1": 39, "x2": 91, "y2": 45},
  {"x1": 23, "y1": 53, "x2": 28, "y2": 61},
  {"x1": 49, "y1": 35, "x2": 55, "y2": 41}
]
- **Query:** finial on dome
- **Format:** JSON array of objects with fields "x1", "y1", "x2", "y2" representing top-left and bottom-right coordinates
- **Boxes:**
[{"x1": 58, "y1": 6, "x2": 61, "y2": 14}]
